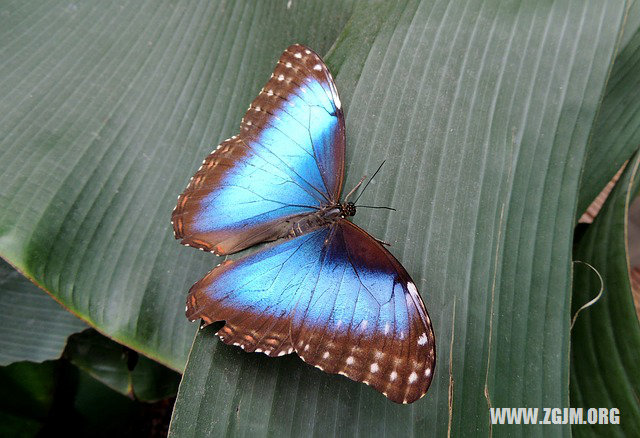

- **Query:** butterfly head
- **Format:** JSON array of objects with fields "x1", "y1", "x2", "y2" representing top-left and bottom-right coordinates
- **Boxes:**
[{"x1": 340, "y1": 202, "x2": 356, "y2": 218}]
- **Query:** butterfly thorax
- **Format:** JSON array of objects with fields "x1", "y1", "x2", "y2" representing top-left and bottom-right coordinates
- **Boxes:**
[{"x1": 288, "y1": 202, "x2": 355, "y2": 239}]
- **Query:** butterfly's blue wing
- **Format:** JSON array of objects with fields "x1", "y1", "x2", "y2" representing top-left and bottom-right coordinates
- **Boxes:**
[
  {"x1": 291, "y1": 220, "x2": 435, "y2": 404},
  {"x1": 186, "y1": 229, "x2": 329, "y2": 357},
  {"x1": 187, "y1": 220, "x2": 435, "y2": 404},
  {"x1": 172, "y1": 45, "x2": 345, "y2": 255}
]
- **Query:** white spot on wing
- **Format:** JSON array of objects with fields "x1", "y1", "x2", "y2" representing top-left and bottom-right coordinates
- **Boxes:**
[
  {"x1": 390, "y1": 371, "x2": 397, "y2": 381},
  {"x1": 370, "y1": 363, "x2": 379, "y2": 373},
  {"x1": 334, "y1": 94, "x2": 342, "y2": 109},
  {"x1": 313, "y1": 64, "x2": 322, "y2": 71},
  {"x1": 425, "y1": 368, "x2": 431, "y2": 377},
  {"x1": 346, "y1": 356, "x2": 354, "y2": 365},
  {"x1": 304, "y1": 344, "x2": 310, "y2": 351},
  {"x1": 285, "y1": 62, "x2": 292, "y2": 68},
  {"x1": 384, "y1": 322, "x2": 390, "y2": 334},
  {"x1": 277, "y1": 74, "x2": 285, "y2": 81},
  {"x1": 327, "y1": 77, "x2": 341, "y2": 110},
  {"x1": 418, "y1": 333, "x2": 428, "y2": 346},
  {"x1": 294, "y1": 52, "x2": 302, "y2": 59},
  {"x1": 409, "y1": 372, "x2": 417, "y2": 383},
  {"x1": 322, "y1": 351, "x2": 330, "y2": 359}
]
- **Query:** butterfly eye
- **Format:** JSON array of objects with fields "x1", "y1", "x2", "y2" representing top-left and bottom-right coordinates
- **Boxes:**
[{"x1": 342, "y1": 202, "x2": 356, "y2": 217}]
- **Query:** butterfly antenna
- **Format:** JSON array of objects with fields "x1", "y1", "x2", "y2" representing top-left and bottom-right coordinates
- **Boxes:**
[
  {"x1": 356, "y1": 205, "x2": 396, "y2": 211},
  {"x1": 352, "y1": 160, "x2": 386, "y2": 205}
]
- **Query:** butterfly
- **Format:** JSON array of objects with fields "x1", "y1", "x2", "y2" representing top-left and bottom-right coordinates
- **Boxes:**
[{"x1": 172, "y1": 44, "x2": 435, "y2": 404}]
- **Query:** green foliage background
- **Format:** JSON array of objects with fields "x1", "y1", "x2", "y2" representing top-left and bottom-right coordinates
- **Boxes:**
[{"x1": 0, "y1": 0, "x2": 639, "y2": 436}]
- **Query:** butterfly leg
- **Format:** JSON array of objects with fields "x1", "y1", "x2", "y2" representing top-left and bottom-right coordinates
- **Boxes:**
[{"x1": 343, "y1": 175, "x2": 367, "y2": 202}]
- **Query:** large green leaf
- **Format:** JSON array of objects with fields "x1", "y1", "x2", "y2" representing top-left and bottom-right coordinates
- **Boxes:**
[
  {"x1": 0, "y1": 259, "x2": 86, "y2": 365},
  {"x1": 577, "y1": 0, "x2": 640, "y2": 216},
  {"x1": 571, "y1": 152, "x2": 640, "y2": 436},
  {"x1": 169, "y1": 1, "x2": 628, "y2": 436},
  {"x1": 0, "y1": 0, "x2": 356, "y2": 371}
]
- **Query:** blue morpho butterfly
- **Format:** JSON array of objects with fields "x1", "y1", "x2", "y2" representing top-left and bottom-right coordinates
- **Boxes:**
[{"x1": 172, "y1": 45, "x2": 435, "y2": 404}]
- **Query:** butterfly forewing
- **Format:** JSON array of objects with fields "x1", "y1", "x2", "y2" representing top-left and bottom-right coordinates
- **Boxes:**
[
  {"x1": 241, "y1": 46, "x2": 345, "y2": 200},
  {"x1": 172, "y1": 44, "x2": 345, "y2": 255}
]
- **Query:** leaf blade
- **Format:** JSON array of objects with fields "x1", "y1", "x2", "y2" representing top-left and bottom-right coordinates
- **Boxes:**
[
  {"x1": 571, "y1": 151, "x2": 640, "y2": 436},
  {"x1": 0, "y1": 259, "x2": 86, "y2": 366},
  {"x1": 0, "y1": 0, "x2": 358, "y2": 370},
  {"x1": 169, "y1": 1, "x2": 628, "y2": 436}
]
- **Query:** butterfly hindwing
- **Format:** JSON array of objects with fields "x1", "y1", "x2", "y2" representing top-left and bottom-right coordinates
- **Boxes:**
[
  {"x1": 172, "y1": 45, "x2": 344, "y2": 255},
  {"x1": 292, "y1": 220, "x2": 435, "y2": 404},
  {"x1": 186, "y1": 221, "x2": 435, "y2": 404},
  {"x1": 186, "y1": 228, "x2": 331, "y2": 356}
]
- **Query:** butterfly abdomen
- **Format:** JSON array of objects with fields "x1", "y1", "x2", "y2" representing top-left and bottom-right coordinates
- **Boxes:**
[{"x1": 287, "y1": 206, "x2": 342, "y2": 238}]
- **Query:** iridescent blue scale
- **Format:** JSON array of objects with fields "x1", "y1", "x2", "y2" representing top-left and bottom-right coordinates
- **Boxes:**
[{"x1": 172, "y1": 45, "x2": 435, "y2": 404}]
